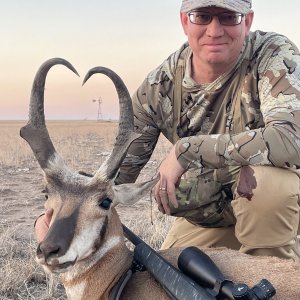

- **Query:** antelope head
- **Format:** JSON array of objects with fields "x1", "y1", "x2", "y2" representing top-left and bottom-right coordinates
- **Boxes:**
[{"x1": 20, "y1": 58, "x2": 156, "y2": 274}]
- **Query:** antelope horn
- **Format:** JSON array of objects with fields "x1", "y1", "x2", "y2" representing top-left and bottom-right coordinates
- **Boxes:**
[
  {"x1": 20, "y1": 58, "x2": 79, "y2": 170},
  {"x1": 83, "y1": 67, "x2": 141, "y2": 180}
]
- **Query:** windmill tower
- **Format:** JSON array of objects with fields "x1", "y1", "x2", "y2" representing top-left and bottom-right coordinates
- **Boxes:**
[{"x1": 92, "y1": 97, "x2": 103, "y2": 121}]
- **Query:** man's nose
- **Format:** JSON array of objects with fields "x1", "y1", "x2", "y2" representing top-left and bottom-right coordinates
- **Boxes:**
[{"x1": 206, "y1": 17, "x2": 224, "y2": 37}]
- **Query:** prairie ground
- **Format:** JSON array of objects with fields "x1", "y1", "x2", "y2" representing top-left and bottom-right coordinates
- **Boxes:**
[
  {"x1": 1, "y1": 120, "x2": 299, "y2": 300},
  {"x1": 0, "y1": 120, "x2": 173, "y2": 299}
]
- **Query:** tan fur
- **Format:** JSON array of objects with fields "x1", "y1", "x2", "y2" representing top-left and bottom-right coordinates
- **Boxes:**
[
  {"x1": 24, "y1": 61, "x2": 299, "y2": 299},
  {"x1": 58, "y1": 209, "x2": 300, "y2": 300},
  {"x1": 61, "y1": 210, "x2": 133, "y2": 300}
]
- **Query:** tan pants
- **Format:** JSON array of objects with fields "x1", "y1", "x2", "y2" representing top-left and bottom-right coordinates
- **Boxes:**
[{"x1": 161, "y1": 166, "x2": 300, "y2": 261}]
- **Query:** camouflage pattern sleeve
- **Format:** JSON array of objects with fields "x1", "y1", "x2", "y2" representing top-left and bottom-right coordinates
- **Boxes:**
[
  {"x1": 175, "y1": 35, "x2": 300, "y2": 171},
  {"x1": 115, "y1": 80, "x2": 161, "y2": 184}
]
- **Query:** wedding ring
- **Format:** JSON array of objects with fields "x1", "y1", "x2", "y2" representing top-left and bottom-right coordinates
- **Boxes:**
[{"x1": 159, "y1": 187, "x2": 167, "y2": 191}]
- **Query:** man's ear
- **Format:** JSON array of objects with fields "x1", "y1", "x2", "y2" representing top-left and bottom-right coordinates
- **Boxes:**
[
  {"x1": 180, "y1": 11, "x2": 189, "y2": 35},
  {"x1": 112, "y1": 177, "x2": 159, "y2": 206},
  {"x1": 244, "y1": 11, "x2": 254, "y2": 36}
]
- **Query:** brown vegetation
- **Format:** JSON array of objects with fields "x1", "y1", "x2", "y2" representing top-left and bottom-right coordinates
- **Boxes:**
[{"x1": 0, "y1": 120, "x2": 173, "y2": 299}]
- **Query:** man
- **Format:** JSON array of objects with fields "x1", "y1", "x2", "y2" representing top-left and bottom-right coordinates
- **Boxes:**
[
  {"x1": 115, "y1": 0, "x2": 300, "y2": 261},
  {"x1": 36, "y1": 0, "x2": 300, "y2": 261}
]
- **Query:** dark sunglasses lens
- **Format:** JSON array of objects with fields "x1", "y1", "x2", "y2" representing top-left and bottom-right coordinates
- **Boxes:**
[
  {"x1": 190, "y1": 12, "x2": 212, "y2": 25},
  {"x1": 219, "y1": 13, "x2": 242, "y2": 25},
  {"x1": 189, "y1": 11, "x2": 242, "y2": 25}
]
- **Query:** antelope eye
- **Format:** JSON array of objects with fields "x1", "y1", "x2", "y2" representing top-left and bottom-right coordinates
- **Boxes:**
[{"x1": 99, "y1": 197, "x2": 112, "y2": 210}]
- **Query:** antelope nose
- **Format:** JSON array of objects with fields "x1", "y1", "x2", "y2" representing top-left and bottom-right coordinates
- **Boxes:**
[{"x1": 37, "y1": 242, "x2": 61, "y2": 260}]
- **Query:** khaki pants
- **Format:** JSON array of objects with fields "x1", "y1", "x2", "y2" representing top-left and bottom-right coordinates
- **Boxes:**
[{"x1": 161, "y1": 166, "x2": 300, "y2": 261}]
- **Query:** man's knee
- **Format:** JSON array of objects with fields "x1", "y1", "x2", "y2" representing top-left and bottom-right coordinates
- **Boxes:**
[
  {"x1": 232, "y1": 166, "x2": 300, "y2": 249},
  {"x1": 161, "y1": 217, "x2": 240, "y2": 250}
]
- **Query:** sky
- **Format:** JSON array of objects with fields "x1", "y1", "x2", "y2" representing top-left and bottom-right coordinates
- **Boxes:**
[{"x1": 1, "y1": 0, "x2": 299, "y2": 120}]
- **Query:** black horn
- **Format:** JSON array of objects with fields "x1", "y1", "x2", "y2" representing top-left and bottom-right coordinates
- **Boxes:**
[
  {"x1": 20, "y1": 58, "x2": 79, "y2": 170},
  {"x1": 83, "y1": 67, "x2": 141, "y2": 180}
]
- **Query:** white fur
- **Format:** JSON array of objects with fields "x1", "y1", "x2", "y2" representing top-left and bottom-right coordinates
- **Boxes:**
[
  {"x1": 81, "y1": 235, "x2": 122, "y2": 274},
  {"x1": 91, "y1": 235, "x2": 121, "y2": 265},
  {"x1": 66, "y1": 281, "x2": 86, "y2": 300},
  {"x1": 64, "y1": 235, "x2": 122, "y2": 280},
  {"x1": 51, "y1": 218, "x2": 105, "y2": 266}
]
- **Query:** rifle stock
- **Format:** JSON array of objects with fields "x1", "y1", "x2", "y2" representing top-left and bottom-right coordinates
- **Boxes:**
[{"x1": 123, "y1": 225, "x2": 215, "y2": 300}]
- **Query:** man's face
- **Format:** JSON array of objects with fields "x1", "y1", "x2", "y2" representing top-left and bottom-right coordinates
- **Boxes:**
[{"x1": 181, "y1": 7, "x2": 253, "y2": 69}]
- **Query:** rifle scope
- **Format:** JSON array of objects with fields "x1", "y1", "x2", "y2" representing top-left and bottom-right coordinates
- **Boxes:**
[{"x1": 178, "y1": 247, "x2": 276, "y2": 300}]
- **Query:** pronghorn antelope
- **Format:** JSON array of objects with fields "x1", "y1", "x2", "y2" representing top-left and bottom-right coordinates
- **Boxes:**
[{"x1": 21, "y1": 58, "x2": 300, "y2": 300}]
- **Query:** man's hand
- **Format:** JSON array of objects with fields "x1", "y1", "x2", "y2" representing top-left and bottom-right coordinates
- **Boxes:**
[
  {"x1": 34, "y1": 208, "x2": 53, "y2": 242},
  {"x1": 154, "y1": 146, "x2": 185, "y2": 215}
]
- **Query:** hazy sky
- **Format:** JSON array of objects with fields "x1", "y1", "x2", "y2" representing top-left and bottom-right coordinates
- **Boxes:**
[{"x1": 1, "y1": 0, "x2": 299, "y2": 120}]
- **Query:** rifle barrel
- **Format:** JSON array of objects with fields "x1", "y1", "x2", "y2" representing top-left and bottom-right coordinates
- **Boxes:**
[{"x1": 122, "y1": 224, "x2": 144, "y2": 246}]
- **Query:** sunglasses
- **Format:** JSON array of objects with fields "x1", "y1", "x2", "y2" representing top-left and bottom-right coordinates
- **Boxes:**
[{"x1": 188, "y1": 11, "x2": 244, "y2": 26}]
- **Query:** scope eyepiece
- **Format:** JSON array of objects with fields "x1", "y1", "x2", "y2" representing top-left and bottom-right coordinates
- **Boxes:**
[{"x1": 251, "y1": 279, "x2": 276, "y2": 300}]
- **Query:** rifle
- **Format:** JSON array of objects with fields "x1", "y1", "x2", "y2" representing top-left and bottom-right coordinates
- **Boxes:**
[
  {"x1": 123, "y1": 224, "x2": 215, "y2": 300},
  {"x1": 123, "y1": 225, "x2": 276, "y2": 300}
]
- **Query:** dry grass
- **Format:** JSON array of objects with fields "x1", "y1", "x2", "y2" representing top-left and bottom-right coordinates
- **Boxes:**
[
  {"x1": 0, "y1": 121, "x2": 32, "y2": 167},
  {"x1": 0, "y1": 209, "x2": 173, "y2": 300},
  {"x1": 0, "y1": 224, "x2": 64, "y2": 300},
  {"x1": 1, "y1": 120, "x2": 299, "y2": 299},
  {"x1": 0, "y1": 121, "x2": 119, "y2": 169},
  {"x1": 0, "y1": 120, "x2": 173, "y2": 299}
]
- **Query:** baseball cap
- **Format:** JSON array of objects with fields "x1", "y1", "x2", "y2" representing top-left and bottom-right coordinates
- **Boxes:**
[{"x1": 181, "y1": 0, "x2": 252, "y2": 14}]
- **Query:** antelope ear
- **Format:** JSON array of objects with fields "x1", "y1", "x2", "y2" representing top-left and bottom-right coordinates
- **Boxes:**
[{"x1": 112, "y1": 177, "x2": 158, "y2": 206}]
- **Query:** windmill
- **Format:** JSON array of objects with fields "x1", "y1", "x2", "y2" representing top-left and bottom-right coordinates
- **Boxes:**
[{"x1": 92, "y1": 97, "x2": 103, "y2": 121}]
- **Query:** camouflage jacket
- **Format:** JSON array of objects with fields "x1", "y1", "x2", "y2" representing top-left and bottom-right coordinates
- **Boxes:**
[{"x1": 116, "y1": 30, "x2": 300, "y2": 187}]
